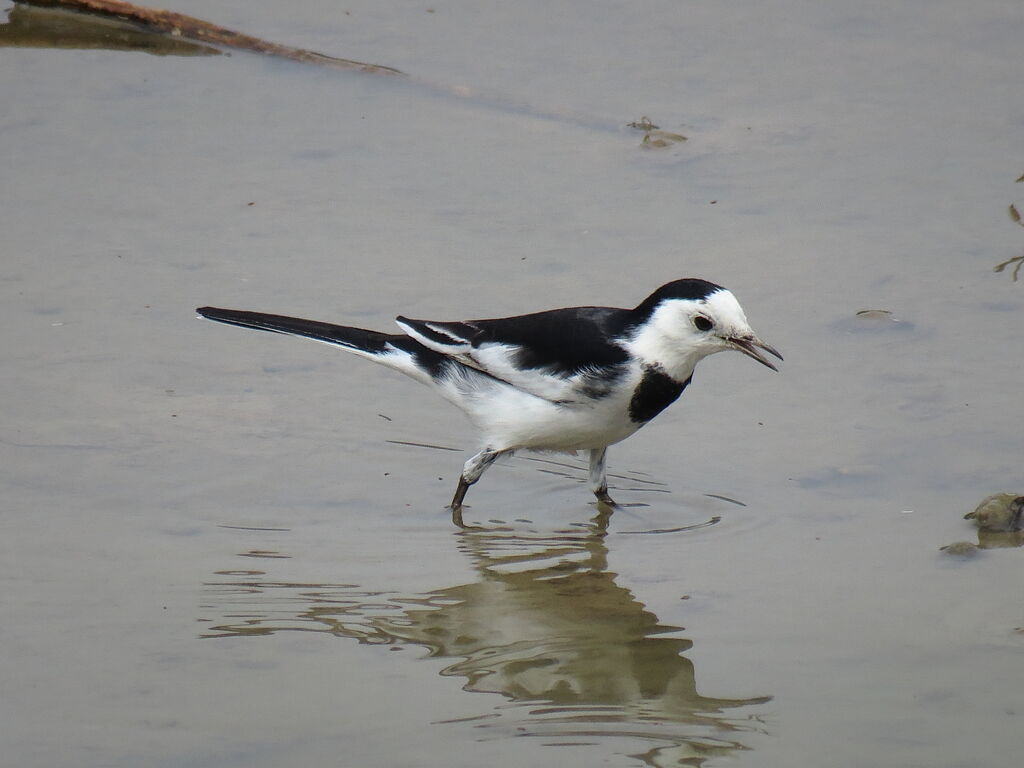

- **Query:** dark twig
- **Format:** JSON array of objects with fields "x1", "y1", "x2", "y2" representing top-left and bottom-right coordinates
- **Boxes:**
[{"x1": 15, "y1": 0, "x2": 404, "y2": 73}]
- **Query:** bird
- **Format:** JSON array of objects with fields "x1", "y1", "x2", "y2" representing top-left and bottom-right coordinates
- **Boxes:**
[{"x1": 197, "y1": 278, "x2": 781, "y2": 526}]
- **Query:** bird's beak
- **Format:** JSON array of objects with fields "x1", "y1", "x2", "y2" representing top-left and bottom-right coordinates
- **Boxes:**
[{"x1": 727, "y1": 335, "x2": 783, "y2": 372}]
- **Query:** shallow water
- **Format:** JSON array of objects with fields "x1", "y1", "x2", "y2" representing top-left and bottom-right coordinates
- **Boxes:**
[{"x1": 2, "y1": 1, "x2": 1023, "y2": 766}]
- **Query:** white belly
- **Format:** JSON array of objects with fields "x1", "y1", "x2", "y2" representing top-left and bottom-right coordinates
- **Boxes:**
[{"x1": 442, "y1": 373, "x2": 644, "y2": 452}]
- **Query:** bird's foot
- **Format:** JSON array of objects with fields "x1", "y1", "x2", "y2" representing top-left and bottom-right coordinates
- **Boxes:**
[
  {"x1": 448, "y1": 504, "x2": 506, "y2": 532},
  {"x1": 449, "y1": 502, "x2": 470, "y2": 528},
  {"x1": 594, "y1": 488, "x2": 620, "y2": 507},
  {"x1": 448, "y1": 502, "x2": 489, "y2": 531}
]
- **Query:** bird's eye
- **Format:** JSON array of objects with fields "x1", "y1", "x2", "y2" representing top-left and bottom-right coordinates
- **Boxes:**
[{"x1": 693, "y1": 315, "x2": 713, "y2": 332}]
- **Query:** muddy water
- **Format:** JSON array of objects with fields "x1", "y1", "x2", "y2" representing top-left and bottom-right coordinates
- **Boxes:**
[{"x1": 2, "y1": 2, "x2": 1022, "y2": 767}]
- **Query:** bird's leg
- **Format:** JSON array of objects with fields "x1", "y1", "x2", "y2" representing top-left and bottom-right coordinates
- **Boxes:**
[
  {"x1": 449, "y1": 447, "x2": 510, "y2": 527},
  {"x1": 448, "y1": 478, "x2": 471, "y2": 527},
  {"x1": 588, "y1": 446, "x2": 617, "y2": 506}
]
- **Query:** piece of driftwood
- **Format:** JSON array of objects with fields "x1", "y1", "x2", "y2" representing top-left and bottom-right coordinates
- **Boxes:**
[
  {"x1": 0, "y1": 4, "x2": 220, "y2": 55},
  {"x1": 15, "y1": 0, "x2": 403, "y2": 74}
]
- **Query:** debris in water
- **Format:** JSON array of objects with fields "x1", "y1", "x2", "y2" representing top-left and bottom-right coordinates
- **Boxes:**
[
  {"x1": 13, "y1": 0, "x2": 403, "y2": 73},
  {"x1": 855, "y1": 309, "x2": 893, "y2": 319},
  {"x1": 965, "y1": 493, "x2": 1024, "y2": 532},
  {"x1": 629, "y1": 116, "x2": 687, "y2": 149},
  {"x1": 993, "y1": 254, "x2": 1024, "y2": 281},
  {"x1": 940, "y1": 541, "x2": 980, "y2": 557}
]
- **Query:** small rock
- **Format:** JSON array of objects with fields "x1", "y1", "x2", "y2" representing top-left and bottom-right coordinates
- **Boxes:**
[
  {"x1": 965, "y1": 494, "x2": 1024, "y2": 532},
  {"x1": 940, "y1": 541, "x2": 980, "y2": 557}
]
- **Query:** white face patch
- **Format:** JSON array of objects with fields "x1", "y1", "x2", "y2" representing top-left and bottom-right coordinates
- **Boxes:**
[{"x1": 623, "y1": 289, "x2": 758, "y2": 381}]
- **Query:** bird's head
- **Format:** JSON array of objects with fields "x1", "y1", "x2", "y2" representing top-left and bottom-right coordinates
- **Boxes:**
[{"x1": 630, "y1": 279, "x2": 783, "y2": 376}]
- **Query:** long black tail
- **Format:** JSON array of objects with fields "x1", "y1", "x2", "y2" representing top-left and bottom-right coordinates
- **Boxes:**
[{"x1": 196, "y1": 307, "x2": 395, "y2": 354}]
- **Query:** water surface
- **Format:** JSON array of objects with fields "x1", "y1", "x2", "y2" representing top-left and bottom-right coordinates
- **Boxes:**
[{"x1": 2, "y1": 2, "x2": 1022, "y2": 767}]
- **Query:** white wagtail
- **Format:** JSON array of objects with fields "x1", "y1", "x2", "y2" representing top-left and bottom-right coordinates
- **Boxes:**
[{"x1": 197, "y1": 279, "x2": 781, "y2": 526}]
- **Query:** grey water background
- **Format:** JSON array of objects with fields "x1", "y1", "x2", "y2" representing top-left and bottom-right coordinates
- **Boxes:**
[{"x1": 2, "y1": 1, "x2": 1022, "y2": 766}]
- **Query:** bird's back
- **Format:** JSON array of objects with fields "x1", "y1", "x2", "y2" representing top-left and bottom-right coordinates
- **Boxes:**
[{"x1": 404, "y1": 305, "x2": 637, "y2": 377}]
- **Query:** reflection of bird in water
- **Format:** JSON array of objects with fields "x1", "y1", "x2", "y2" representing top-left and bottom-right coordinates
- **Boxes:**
[{"x1": 202, "y1": 511, "x2": 770, "y2": 763}]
